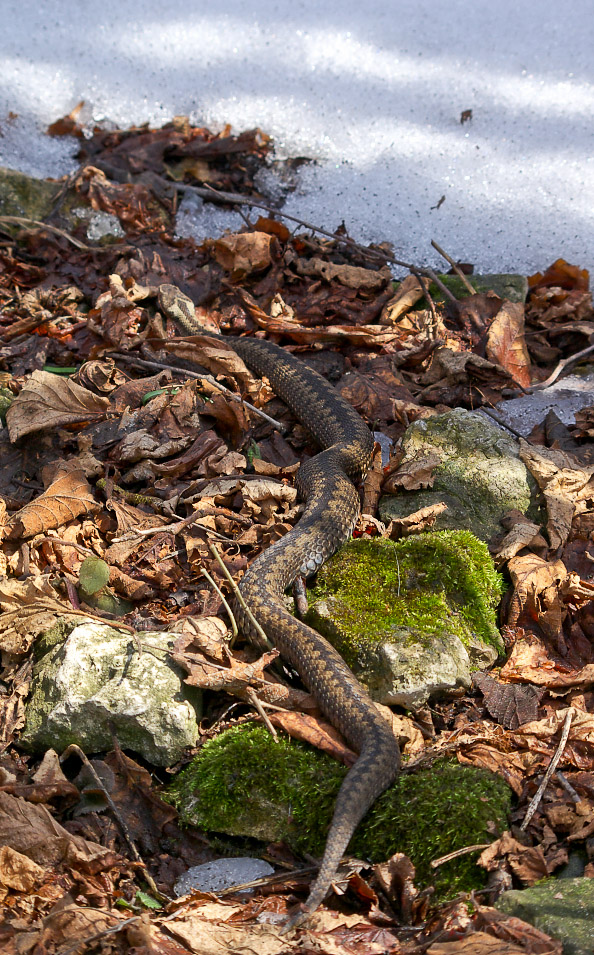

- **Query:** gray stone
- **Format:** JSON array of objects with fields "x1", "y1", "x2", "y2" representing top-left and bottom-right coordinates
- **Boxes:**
[
  {"x1": 497, "y1": 878, "x2": 594, "y2": 955},
  {"x1": 22, "y1": 619, "x2": 201, "y2": 766},
  {"x1": 379, "y1": 408, "x2": 534, "y2": 541},
  {"x1": 173, "y1": 857, "x2": 274, "y2": 897},
  {"x1": 496, "y1": 373, "x2": 594, "y2": 436}
]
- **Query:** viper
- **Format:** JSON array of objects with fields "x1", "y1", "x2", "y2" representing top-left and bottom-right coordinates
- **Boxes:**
[{"x1": 158, "y1": 284, "x2": 401, "y2": 922}]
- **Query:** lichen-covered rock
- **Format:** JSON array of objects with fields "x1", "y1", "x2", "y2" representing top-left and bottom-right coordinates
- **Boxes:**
[
  {"x1": 168, "y1": 724, "x2": 511, "y2": 898},
  {"x1": 22, "y1": 619, "x2": 201, "y2": 766},
  {"x1": 305, "y1": 531, "x2": 504, "y2": 708},
  {"x1": 379, "y1": 408, "x2": 535, "y2": 541},
  {"x1": 497, "y1": 878, "x2": 594, "y2": 955}
]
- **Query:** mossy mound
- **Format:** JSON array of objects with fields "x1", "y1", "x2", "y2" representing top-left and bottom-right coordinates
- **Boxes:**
[
  {"x1": 308, "y1": 531, "x2": 503, "y2": 669},
  {"x1": 167, "y1": 724, "x2": 511, "y2": 898}
]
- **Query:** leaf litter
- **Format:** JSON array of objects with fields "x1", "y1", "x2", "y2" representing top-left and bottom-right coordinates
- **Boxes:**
[{"x1": 0, "y1": 113, "x2": 593, "y2": 953}]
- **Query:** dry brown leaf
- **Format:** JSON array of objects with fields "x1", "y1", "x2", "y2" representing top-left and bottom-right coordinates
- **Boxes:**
[
  {"x1": 269, "y1": 711, "x2": 357, "y2": 766},
  {"x1": 478, "y1": 832, "x2": 548, "y2": 884},
  {"x1": 0, "y1": 845, "x2": 46, "y2": 895},
  {"x1": 6, "y1": 369, "x2": 110, "y2": 441},
  {"x1": 493, "y1": 518, "x2": 547, "y2": 566},
  {"x1": 519, "y1": 441, "x2": 594, "y2": 550},
  {"x1": 385, "y1": 503, "x2": 448, "y2": 540},
  {"x1": 295, "y1": 257, "x2": 392, "y2": 291},
  {"x1": 212, "y1": 231, "x2": 276, "y2": 278},
  {"x1": 473, "y1": 672, "x2": 543, "y2": 729},
  {"x1": 373, "y1": 852, "x2": 418, "y2": 922},
  {"x1": 474, "y1": 903, "x2": 563, "y2": 955},
  {"x1": 0, "y1": 576, "x2": 81, "y2": 656},
  {"x1": 166, "y1": 911, "x2": 293, "y2": 955},
  {"x1": 380, "y1": 274, "x2": 427, "y2": 324},
  {"x1": 486, "y1": 301, "x2": 532, "y2": 388},
  {"x1": 5, "y1": 468, "x2": 100, "y2": 539},
  {"x1": 0, "y1": 791, "x2": 119, "y2": 871},
  {"x1": 427, "y1": 931, "x2": 553, "y2": 955},
  {"x1": 506, "y1": 553, "x2": 567, "y2": 638},
  {"x1": 382, "y1": 452, "x2": 441, "y2": 493}
]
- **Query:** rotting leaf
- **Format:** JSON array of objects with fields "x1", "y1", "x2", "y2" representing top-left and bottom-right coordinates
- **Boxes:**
[
  {"x1": 5, "y1": 469, "x2": 100, "y2": 540},
  {"x1": 6, "y1": 370, "x2": 110, "y2": 441}
]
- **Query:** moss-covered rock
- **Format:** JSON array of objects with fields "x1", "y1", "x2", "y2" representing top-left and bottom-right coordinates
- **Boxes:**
[
  {"x1": 305, "y1": 531, "x2": 504, "y2": 708},
  {"x1": 427, "y1": 273, "x2": 529, "y2": 304},
  {"x1": 379, "y1": 408, "x2": 535, "y2": 541},
  {"x1": 168, "y1": 724, "x2": 511, "y2": 898},
  {"x1": 0, "y1": 166, "x2": 62, "y2": 221},
  {"x1": 497, "y1": 878, "x2": 594, "y2": 955}
]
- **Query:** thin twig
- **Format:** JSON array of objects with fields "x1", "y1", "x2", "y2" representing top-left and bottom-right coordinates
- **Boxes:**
[
  {"x1": 246, "y1": 686, "x2": 278, "y2": 739},
  {"x1": 431, "y1": 240, "x2": 477, "y2": 295},
  {"x1": 556, "y1": 770, "x2": 581, "y2": 804},
  {"x1": 430, "y1": 843, "x2": 490, "y2": 868},
  {"x1": 111, "y1": 510, "x2": 200, "y2": 544},
  {"x1": 0, "y1": 215, "x2": 95, "y2": 251},
  {"x1": 201, "y1": 567, "x2": 238, "y2": 639},
  {"x1": 33, "y1": 537, "x2": 97, "y2": 559},
  {"x1": 60, "y1": 744, "x2": 167, "y2": 901},
  {"x1": 56, "y1": 916, "x2": 141, "y2": 955},
  {"x1": 520, "y1": 708, "x2": 574, "y2": 830},
  {"x1": 527, "y1": 342, "x2": 594, "y2": 391},
  {"x1": 207, "y1": 540, "x2": 272, "y2": 650},
  {"x1": 111, "y1": 351, "x2": 286, "y2": 432}
]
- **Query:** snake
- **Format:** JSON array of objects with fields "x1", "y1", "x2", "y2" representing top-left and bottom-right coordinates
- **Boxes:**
[{"x1": 158, "y1": 284, "x2": 401, "y2": 920}]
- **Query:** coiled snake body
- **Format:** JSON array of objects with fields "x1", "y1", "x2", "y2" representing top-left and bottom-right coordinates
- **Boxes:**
[{"x1": 158, "y1": 285, "x2": 400, "y2": 918}]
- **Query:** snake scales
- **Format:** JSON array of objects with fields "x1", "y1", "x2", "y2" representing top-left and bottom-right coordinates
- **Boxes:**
[{"x1": 158, "y1": 284, "x2": 401, "y2": 918}]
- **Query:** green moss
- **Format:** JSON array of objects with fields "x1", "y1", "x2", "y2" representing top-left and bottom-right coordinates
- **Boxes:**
[
  {"x1": 167, "y1": 724, "x2": 511, "y2": 899},
  {"x1": 306, "y1": 531, "x2": 504, "y2": 669}
]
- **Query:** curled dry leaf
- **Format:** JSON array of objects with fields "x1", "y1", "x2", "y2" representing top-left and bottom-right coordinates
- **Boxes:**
[
  {"x1": 385, "y1": 502, "x2": 448, "y2": 540},
  {"x1": 212, "y1": 230, "x2": 276, "y2": 278},
  {"x1": 492, "y1": 517, "x2": 546, "y2": 566},
  {"x1": 519, "y1": 441, "x2": 594, "y2": 551},
  {"x1": 0, "y1": 846, "x2": 46, "y2": 897},
  {"x1": 0, "y1": 576, "x2": 80, "y2": 656},
  {"x1": 5, "y1": 469, "x2": 100, "y2": 540},
  {"x1": 506, "y1": 553, "x2": 567, "y2": 639},
  {"x1": 6, "y1": 370, "x2": 110, "y2": 441},
  {"x1": 382, "y1": 451, "x2": 441, "y2": 493},
  {"x1": 485, "y1": 301, "x2": 532, "y2": 389},
  {"x1": 295, "y1": 257, "x2": 392, "y2": 291},
  {"x1": 380, "y1": 273, "x2": 427, "y2": 324},
  {"x1": 0, "y1": 790, "x2": 119, "y2": 870},
  {"x1": 478, "y1": 832, "x2": 548, "y2": 884},
  {"x1": 373, "y1": 853, "x2": 418, "y2": 924},
  {"x1": 427, "y1": 930, "x2": 550, "y2": 955}
]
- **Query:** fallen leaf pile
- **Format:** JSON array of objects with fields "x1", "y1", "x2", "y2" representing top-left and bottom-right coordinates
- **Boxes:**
[{"x1": 0, "y1": 113, "x2": 593, "y2": 954}]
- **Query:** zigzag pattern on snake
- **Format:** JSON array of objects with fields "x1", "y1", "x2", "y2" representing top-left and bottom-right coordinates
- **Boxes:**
[{"x1": 158, "y1": 284, "x2": 401, "y2": 920}]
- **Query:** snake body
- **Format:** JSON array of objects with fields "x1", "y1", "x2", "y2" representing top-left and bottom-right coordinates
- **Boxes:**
[{"x1": 158, "y1": 285, "x2": 400, "y2": 916}]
